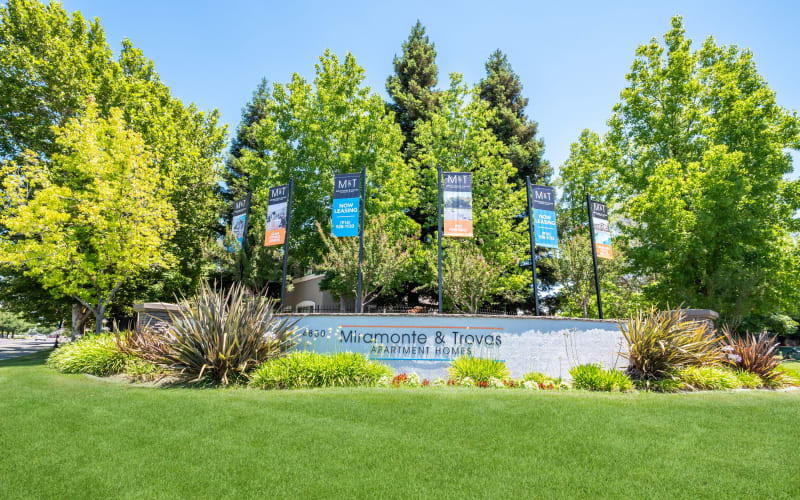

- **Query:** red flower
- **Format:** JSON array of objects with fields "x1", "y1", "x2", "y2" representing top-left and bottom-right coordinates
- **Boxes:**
[
  {"x1": 477, "y1": 381, "x2": 488, "y2": 388},
  {"x1": 447, "y1": 379, "x2": 457, "y2": 386},
  {"x1": 422, "y1": 379, "x2": 430, "y2": 387},
  {"x1": 391, "y1": 373, "x2": 408, "y2": 387},
  {"x1": 503, "y1": 379, "x2": 515, "y2": 387}
]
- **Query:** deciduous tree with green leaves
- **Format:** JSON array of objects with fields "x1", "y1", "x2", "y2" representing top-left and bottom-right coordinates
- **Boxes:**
[
  {"x1": 559, "y1": 16, "x2": 800, "y2": 326},
  {"x1": 316, "y1": 214, "x2": 416, "y2": 309},
  {"x1": 414, "y1": 74, "x2": 527, "y2": 306},
  {"x1": 234, "y1": 50, "x2": 417, "y2": 278},
  {"x1": 0, "y1": 0, "x2": 226, "y2": 318},
  {"x1": 0, "y1": 104, "x2": 176, "y2": 334}
]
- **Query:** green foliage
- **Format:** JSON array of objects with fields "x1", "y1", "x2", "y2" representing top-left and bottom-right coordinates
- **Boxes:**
[
  {"x1": 46, "y1": 334, "x2": 127, "y2": 376},
  {"x1": 677, "y1": 366, "x2": 739, "y2": 391},
  {"x1": 479, "y1": 50, "x2": 550, "y2": 186},
  {"x1": 386, "y1": 20, "x2": 440, "y2": 161},
  {"x1": 436, "y1": 240, "x2": 503, "y2": 313},
  {"x1": 569, "y1": 363, "x2": 633, "y2": 392},
  {"x1": 557, "y1": 129, "x2": 619, "y2": 230},
  {"x1": 521, "y1": 371, "x2": 549, "y2": 383},
  {"x1": 0, "y1": 0, "x2": 227, "y2": 310},
  {"x1": 448, "y1": 356, "x2": 509, "y2": 383},
  {"x1": 732, "y1": 370, "x2": 762, "y2": 389},
  {"x1": 558, "y1": 16, "x2": 800, "y2": 326},
  {"x1": 249, "y1": 351, "x2": 393, "y2": 389},
  {"x1": 414, "y1": 74, "x2": 527, "y2": 304},
  {"x1": 637, "y1": 375, "x2": 684, "y2": 393},
  {"x1": 1, "y1": 104, "x2": 176, "y2": 333},
  {"x1": 317, "y1": 214, "x2": 416, "y2": 306},
  {"x1": 621, "y1": 307, "x2": 724, "y2": 380},
  {"x1": 0, "y1": 309, "x2": 40, "y2": 336},
  {"x1": 774, "y1": 363, "x2": 800, "y2": 387},
  {"x1": 237, "y1": 50, "x2": 417, "y2": 276},
  {"x1": 123, "y1": 357, "x2": 165, "y2": 382},
  {"x1": 123, "y1": 282, "x2": 297, "y2": 385},
  {"x1": 722, "y1": 328, "x2": 782, "y2": 383},
  {"x1": 549, "y1": 230, "x2": 649, "y2": 318}
]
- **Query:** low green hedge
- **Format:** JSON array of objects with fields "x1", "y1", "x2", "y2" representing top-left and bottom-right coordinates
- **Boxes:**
[{"x1": 249, "y1": 351, "x2": 393, "y2": 389}]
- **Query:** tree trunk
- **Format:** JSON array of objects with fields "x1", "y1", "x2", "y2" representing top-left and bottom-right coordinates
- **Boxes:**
[
  {"x1": 71, "y1": 303, "x2": 85, "y2": 340},
  {"x1": 95, "y1": 303, "x2": 106, "y2": 335}
]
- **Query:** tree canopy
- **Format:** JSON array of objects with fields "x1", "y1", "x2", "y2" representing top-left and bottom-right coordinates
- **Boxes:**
[
  {"x1": 558, "y1": 16, "x2": 800, "y2": 328},
  {"x1": 0, "y1": 104, "x2": 176, "y2": 333}
]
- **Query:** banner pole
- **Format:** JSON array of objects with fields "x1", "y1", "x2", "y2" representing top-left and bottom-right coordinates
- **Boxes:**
[
  {"x1": 586, "y1": 193, "x2": 603, "y2": 319},
  {"x1": 356, "y1": 167, "x2": 366, "y2": 313},
  {"x1": 280, "y1": 178, "x2": 294, "y2": 311},
  {"x1": 437, "y1": 166, "x2": 443, "y2": 314},
  {"x1": 240, "y1": 181, "x2": 252, "y2": 282},
  {"x1": 525, "y1": 177, "x2": 540, "y2": 316}
]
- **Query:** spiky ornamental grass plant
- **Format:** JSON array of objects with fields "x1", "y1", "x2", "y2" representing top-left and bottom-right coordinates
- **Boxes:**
[
  {"x1": 123, "y1": 281, "x2": 298, "y2": 385},
  {"x1": 620, "y1": 307, "x2": 725, "y2": 381},
  {"x1": 448, "y1": 356, "x2": 509, "y2": 383},
  {"x1": 722, "y1": 328, "x2": 782, "y2": 384}
]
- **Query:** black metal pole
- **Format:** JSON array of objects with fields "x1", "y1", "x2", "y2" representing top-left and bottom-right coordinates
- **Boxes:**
[
  {"x1": 280, "y1": 178, "x2": 294, "y2": 311},
  {"x1": 356, "y1": 167, "x2": 366, "y2": 313},
  {"x1": 239, "y1": 182, "x2": 252, "y2": 282},
  {"x1": 586, "y1": 193, "x2": 603, "y2": 319},
  {"x1": 525, "y1": 177, "x2": 540, "y2": 316},
  {"x1": 437, "y1": 166, "x2": 443, "y2": 314}
]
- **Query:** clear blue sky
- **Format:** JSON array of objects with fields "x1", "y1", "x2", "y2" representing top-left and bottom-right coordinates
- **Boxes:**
[{"x1": 59, "y1": 0, "x2": 800, "y2": 179}]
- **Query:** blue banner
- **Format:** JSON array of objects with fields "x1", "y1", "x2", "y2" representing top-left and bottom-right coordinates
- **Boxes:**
[
  {"x1": 332, "y1": 173, "x2": 361, "y2": 237},
  {"x1": 532, "y1": 185, "x2": 558, "y2": 249}
]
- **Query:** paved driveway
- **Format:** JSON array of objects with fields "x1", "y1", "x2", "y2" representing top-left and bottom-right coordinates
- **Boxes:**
[{"x1": 0, "y1": 337, "x2": 59, "y2": 361}]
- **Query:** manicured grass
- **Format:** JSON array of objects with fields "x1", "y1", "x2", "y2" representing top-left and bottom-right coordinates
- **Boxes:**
[{"x1": 2, "y1": 351, "x2": 799, "y2": 499}]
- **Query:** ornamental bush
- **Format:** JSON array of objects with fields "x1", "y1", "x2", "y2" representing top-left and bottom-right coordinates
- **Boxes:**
[
  {"x1": 677, "y1": 366, "x2": 739, "y2": 391},
  {"x1": 249, "y1": 351, "x2": 393, "y2": 389},
  {"x1": 448, "y1": 356, "x2": 509, "y2": 383},
  {"x1": 123, "y1": 281, "x2": 297, "y2": 386},
  {"x1": 569, "y1": 363, "x2": 633, "y2": 392},
  {"x1": 47, "y1": 334, "x2": 128, "y2": 376},
  {"x1": 621, "y1": 307, "x2": 725, "y2": 380},
  {"x1": 722, "y1": 328, "x2": 782, "y2": 384}
]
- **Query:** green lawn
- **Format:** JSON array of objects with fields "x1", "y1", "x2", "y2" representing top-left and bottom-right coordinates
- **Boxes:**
[{"x1": 2, "y1": 352, "x2": 799, "y2": 499}]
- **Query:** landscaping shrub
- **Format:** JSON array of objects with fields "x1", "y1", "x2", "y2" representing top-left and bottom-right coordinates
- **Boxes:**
[
  {"x1": 732, "y1": 369, "x2": 762, "y2": 389},
  {"x1": 774, "y1": 364, "x2": 800, "y2": 387},
  {"x1": 722, "y1": 328, "x2": 781, "y2": 384},
  {"x1": 448, "y1": 356, "x2": 509, "y2": 383},
  {"x1": 123, "y1": 281, "x2": 297, "y2": 385},
  {"x1": 521, "y1": 371, "x2": 563, "y2": 387},
  {"x1": 569, "y1": 363, "x2": 633, "y2": 392},
  {"x1": 124, "y1": 357, "x2": 165, "y2": 382},
  {"x1": 677, "y1": 366, "x2": 738, "y2": 391},
  {"x1": 47, "y1": 334, "x2": 127, "y2": 376},
  {"x1": 636, "y1": 375, "x2": 684, "y2": 393},
  {"x1": 249, "y1": 351, "x2": 392, "y2": 389},
  {"x1": 621, "y1": 307, "x2": 724, "y2": 380}
]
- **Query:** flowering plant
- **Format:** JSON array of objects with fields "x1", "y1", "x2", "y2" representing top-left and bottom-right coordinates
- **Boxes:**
[{"x1": 391, "y1": 373, "x2": 408, "y2": 387}]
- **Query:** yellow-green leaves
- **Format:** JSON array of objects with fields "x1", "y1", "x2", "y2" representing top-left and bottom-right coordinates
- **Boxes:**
[{"x1": 0, "y1": 102, "x2": 175, "y2": 326}]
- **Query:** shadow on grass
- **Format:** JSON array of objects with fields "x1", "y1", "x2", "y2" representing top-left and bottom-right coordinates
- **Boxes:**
[{"x1": 0, "y1": 349, "x2": 51, "y2": 367}]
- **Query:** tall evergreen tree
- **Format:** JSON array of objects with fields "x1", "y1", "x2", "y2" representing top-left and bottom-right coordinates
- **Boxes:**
[
  {"x1": 223, "y1": 78, "x2": 271, "y2": 206},
  {"x1": 479, "y1": 50, "x2": 551, "y2": 186},
  {"x1": 386, "y1": 21, "x2": 439, "y2": 161}
]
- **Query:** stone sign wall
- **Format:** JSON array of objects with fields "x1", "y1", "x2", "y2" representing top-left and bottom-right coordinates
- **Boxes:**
[{"x1": 291, "y1": 314, "x2": 626, "y2": 380}]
